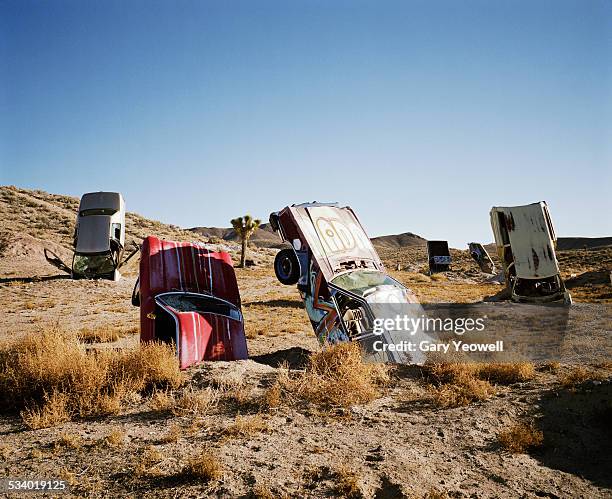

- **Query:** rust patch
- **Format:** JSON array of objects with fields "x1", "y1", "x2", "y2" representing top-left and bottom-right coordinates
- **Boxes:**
[
  {"x1": 531, "y1": 248, "x2": 540, "y2": 272},
  {"x1": 506, "y1": 213, "x2": 515, "y2": 231}
]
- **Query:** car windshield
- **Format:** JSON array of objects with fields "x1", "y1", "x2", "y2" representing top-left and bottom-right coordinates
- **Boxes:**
[
  {"x1": 158, "y1": 293, "x2": 242, "y2": 321},
  {"x1": 80, "y1": 208, "x2": 118, "y2": 216},
  {"x1": 331, "y1": 270, "x2": 398, "y2": 297},
  {"x1": 73, "y1": 252, "x2": 116, "y2": 276}
]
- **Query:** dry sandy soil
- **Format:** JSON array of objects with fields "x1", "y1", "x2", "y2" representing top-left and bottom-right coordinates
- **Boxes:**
[{"x1": 0, "y1": 186, "x2": 611, "y2": 498}]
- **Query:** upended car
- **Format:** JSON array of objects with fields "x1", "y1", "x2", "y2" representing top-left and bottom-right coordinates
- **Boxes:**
[
  {"x1": 269, "y1": 202, "x2": 426, "y2": 363},
  {"x1": 468, "y1": 242, "x2": 496, "y2": 274},
  {"x1": 490, "y1": 201, "x2": 571, "y2": 305},
  {"x1": 44, "y1": 191, "x2": 137, "y2": 280},
  {"x1": 132, "y1": 236, "x2": 248, "y2": 369}
]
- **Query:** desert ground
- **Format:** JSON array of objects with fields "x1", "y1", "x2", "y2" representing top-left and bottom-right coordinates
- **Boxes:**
[{"x1": 0, "y1": 185, "x2": 611, "y2": 498}]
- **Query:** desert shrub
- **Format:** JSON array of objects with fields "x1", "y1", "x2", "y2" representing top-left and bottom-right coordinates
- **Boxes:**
[
  {"x1": 54, "y1": 433, "x2": 83, "y2": 450},
  {"x1": 182, "y1": 450, "x2": 223, "y2": 481},
  {"x1": 0, "y1": 329, "x2": 182, "y2": 427},
  {"x1": 559, "y1": 366, "x2": 606, "y2": 388},
  {"x1": 422, "y1": 363, "x2": 494, "y2": 408},
  {"x1": 251, "y1": 484, "x2": 276, "y2": 499},
  {"x1": 149, "y1": 390, "x2": 176, "y2": 412},
  {"x1": 422, "y1": 361, "x2": 536, "y2": 408},
  {"x1": 478, "y1": 362, "x2": 535, "y2": 384},
  {"x1": 134, "y1": 445, "x2": 165, "y2": 477},
  {"x1": 431, "y1": 377, "x2": 495, "y2": 408},
  {"x1": 263, "y1": 343, "x2": 389, "y2": 410},
  {"x1": 172, "y1": 387, "x2": 218, "y2": 416},
  {"x1": 103, "y1": 428, "x2": 126, "y2": 447},
  {"x1": 422, "y1": 362, "x2": 479, "y2": 385},
  {"x1": 21, "y1": 391, "x2": 71, "y2": 429},
  {"x1": 333, "y1": 466, "x2": 363, "y2": 498},
  {"x1": 498, "y1": 422, "x2": 543, "y2": 453}
]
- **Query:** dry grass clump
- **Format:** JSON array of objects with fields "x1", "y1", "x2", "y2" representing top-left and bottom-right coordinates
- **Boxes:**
[
  {"x1": 21, "y1": 392, "x2": 71, "y2": 429},
  {"x1": 159, "y1": 423, "x2": 183, "y2": 444},
  {"x1": 182, "y1": 450, "x2": 223, "y2": 482},
  {"x1": 540, "y1": 361, "x2": 561, "y2": 372},
  {"x1": 430, "y1": 273, "x2": 447, "y2": 282},
  {"x1": 224, "y1": 384, "x2": 253, "y2": 409},
  {"x1": 422, "y1": 361, "x2": 536, "y2": 408},
  {"x1": 149, "y1": 390, "x2": 176, "y2": 412},
  {"x1": 104, "y1": 428, "x2": 126, "y2": 447},
  {"x1": 559, "y1": 366, "x2": 605, "y2": 388},
  {"x1": 223, "y1": 414, "x2": 269, "y2": 439},
  {"x1": 431, "y1": 377, "x2": 495, "y2": 408},
  {"x1": 134, "y1": 445, "x2": 165, "y2": 477},
  {"x1": 0, "y1": 444, "x2": 13, "y2": 460},
  {"x1": 333, "y1": 466, "x2": 363, "y2": 498},
  {"x1": 263, "y1": 343, "x2": 389, "y2": 410},
  {"x1": 0, "y1": 329, "x2": 183, "y2": 427},
  {"x1": 478, "y1": 362, "x2": 536, "y2": 384},
  {"x1": 172, "y1": 387, "x2": 218, "y2": 415},
  {"x1": 251, "y1": 483, "x2": 276, "y2": 499},
  {"x1": 77, "y1": 327, "x2": 124, "y2": 343},
  {"x1": 498, "y1": 422, "x2": 543, "y2": 453},
  {"x1": 423, "y1": 363, "x2": 494, "y2": 408},
  {"x1": 54, "y1": 432, "x2": 83, "y2": 450},
  {"x1": 425, "y1": 489, "x2": 449, "y2": 499}
]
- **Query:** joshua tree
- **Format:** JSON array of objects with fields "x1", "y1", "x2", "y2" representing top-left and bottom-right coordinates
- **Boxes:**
[{"x1": 231, "y1": 215, "x2": 261, "y2": 268}]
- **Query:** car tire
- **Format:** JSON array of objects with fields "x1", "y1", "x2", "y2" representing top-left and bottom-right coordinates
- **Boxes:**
[
  {"x1": 131, "y1": 278, "x2": 141, "y2": 307},
  {"x1": 274, "y1": 249, "x2": 300, "y2": 285}
]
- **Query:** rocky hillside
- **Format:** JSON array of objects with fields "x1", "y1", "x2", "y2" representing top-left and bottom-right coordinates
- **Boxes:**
[{"x1": 0, "y1": 186, "x2": 245, "y2": 276}]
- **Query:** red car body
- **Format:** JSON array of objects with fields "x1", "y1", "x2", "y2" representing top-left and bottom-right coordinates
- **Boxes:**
[{"x1": 137, "y1": 236, "x2": 248, "y2": 369}]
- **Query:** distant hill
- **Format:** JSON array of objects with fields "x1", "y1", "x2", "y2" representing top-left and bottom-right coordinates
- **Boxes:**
[
  {"x1": 371, "y1": 232, "x2": 427, "y2": 249},
  {"x1": 484, "y1": 237, "x2": 612, "y2": 253},
  {"x1": 557, "y1": 237, "x2": 612, "y2": 251}
]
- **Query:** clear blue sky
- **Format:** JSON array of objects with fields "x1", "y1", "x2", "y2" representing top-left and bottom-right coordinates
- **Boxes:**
[{"x1": 1, "y1": 0, "x2": 610, "y2": 247}]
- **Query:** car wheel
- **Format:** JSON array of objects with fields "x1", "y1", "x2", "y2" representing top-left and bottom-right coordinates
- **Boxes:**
[{"x1": 274, "y1": 249, "x2": 300, "y2": 285}]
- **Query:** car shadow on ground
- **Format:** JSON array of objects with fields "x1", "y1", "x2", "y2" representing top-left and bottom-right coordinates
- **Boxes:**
[
  {"x1": 244, "y1": 298, "x2": 304, "y2": 309},
  {"x1": 0, "y1": 274, "x2": 71, "y2": 284},
  {"x1": 534, "y1": 382, "x2": 611, "y2": 489},
  {"x1": 251, "y1": 347, "x2": 312, "y2": 370}
]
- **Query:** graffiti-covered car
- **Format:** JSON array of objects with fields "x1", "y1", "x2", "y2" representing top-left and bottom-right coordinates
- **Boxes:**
[
  {"x1": 468, "y1": 242, "x2": 496, "y2": 274},
  {"x1": 490, "y1": 202, "x2": 571, "y2": 305},
  {"x1": 269, "y1": 203, "x2": 425, "y2": 363},
  {"x1": 133, "y1": 236, "x2": 248, "y2": 369}
]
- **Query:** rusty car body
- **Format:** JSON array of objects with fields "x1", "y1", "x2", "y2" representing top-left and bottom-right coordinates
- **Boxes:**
[
  {"x1": 490, "y1": 202, "x2": 571, "y2": 304},
  {"x1": 132, "y1": 236, "x2": 248, "y2": 369},
  {"x1": 269, "y1": 202, "x2": 423, "y2": 362}
]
